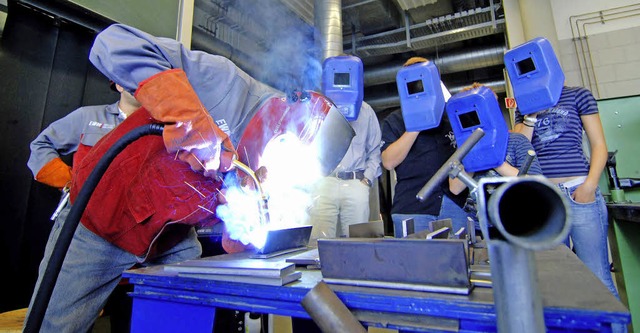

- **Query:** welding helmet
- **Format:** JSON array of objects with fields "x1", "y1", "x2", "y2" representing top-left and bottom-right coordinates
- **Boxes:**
[
  {"x1": 396, "y1": 60, "x2": 446, "y2": 131},
  {"x1": 236, "y1": 90, "x2": 355, "y2": 176},
  {"x1": 504, "y1": 37, "x2": 565, "y2": 115},
  {"x1": 446, "y1": 85, "x2": 508, "y2": 172},
  {"x1": 321, "y1": 55, "x2": 364, "y2": 121}
]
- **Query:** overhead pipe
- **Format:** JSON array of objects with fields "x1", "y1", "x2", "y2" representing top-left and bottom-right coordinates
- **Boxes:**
[
  {"x1": 365, "y1": 79, "x2": 506, "y2": 111},
  {"x1": 314, "y1": 0, "x2": 344, "y2": 60},
  {"x1": 364, "y1": 45, "x2": 507, "y2": 86}
]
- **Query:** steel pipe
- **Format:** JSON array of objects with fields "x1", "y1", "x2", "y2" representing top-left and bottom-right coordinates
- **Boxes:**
[
  {"x1": 487, "y1": 176, "x2": 570, "y2": 251},
  {"x1": 301, "y1": 281, "x2": 367, "y2": 333},
  {"x1": 476, "y1": 176, "x2": 571, "y2": 332}
]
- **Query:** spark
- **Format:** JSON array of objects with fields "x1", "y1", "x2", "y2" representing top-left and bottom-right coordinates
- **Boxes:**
[
  {"x1": 191, "y1": 152, "x2": 207, "y2": 170},
  {"x1": 216, "y1": 188, "x2": 226, "y2": 201},
  {"x1": 183, "y1": 181, "x2": 206, "y2": 198},
  {"x1": 198, "y1": 205, "x2": 214, "y2": 214}
]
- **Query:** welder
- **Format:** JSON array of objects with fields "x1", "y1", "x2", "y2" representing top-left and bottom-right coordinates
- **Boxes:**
[{"x1": 24, "y1": 23, "x2": 350, "y2": 332}]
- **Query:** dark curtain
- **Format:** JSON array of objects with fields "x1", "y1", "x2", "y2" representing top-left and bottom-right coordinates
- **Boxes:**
[{"x1": 0, "y1": 0, "x2": 118, "y2": 312}]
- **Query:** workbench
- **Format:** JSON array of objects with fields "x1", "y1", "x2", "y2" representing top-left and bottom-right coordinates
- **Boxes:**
[{"x1": 123, "y1": 245, "x2": 630, "y2": 332}]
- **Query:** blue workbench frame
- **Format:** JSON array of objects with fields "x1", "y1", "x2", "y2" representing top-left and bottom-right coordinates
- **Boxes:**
[{"x1": 123, "y1": 246, "x2": 630, "y2": 332}]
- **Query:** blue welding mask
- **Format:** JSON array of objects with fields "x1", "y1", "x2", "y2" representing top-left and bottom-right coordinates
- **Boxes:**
[
  {"x1": 322, "y1": 55, "x2": 364, "y2": 121},
  {"x1": 504, "y1": 37, "x2": 565, "y2": 115},
  {"x1": 446, "y1": 86, "x2": 508, "y2": 172},
  {"x1": 396, "y1": 61, "x2": 445, "y2": 131}
]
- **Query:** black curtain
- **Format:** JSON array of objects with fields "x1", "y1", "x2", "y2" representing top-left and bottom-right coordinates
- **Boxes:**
[{"x1": 0, "y1": 0, "x2": 117, "y2": 312}]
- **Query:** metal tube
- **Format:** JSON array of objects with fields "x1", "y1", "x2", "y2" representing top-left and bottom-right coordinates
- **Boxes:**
[
  {"x1": 301, "y1": 281, "x2": 367, "y2": 333},
  {"x1": 475, "y1": 176, "x2": 571, "y2": 332},
  {"x1": 516, "y1": 149, "x2": 536, "y2": 176},
  {"x1": 488, "y1": 240, "x2": 545, "y2": 333},
  {"x1": 314, "y1": 0, "x2": 343, "y2": 60},
  {"x1": 416, "y1": 128, "x2": 485, "y2": 201},
  {"x1": 487, "y1": 177, "x2": 570, "y2": 251}
]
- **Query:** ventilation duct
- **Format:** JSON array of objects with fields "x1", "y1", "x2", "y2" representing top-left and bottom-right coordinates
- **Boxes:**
[
  {"x1": 314, "y1": 0, "x2": 343, "y2": 60},
  {"x1": 364, "y1": 45, "x2": 506, "y2": 86},
  {"x1": 365, "y1": 79, "x2": 506, "y2": 111}
]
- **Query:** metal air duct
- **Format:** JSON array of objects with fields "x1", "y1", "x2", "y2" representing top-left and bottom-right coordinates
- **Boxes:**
[
  {"x1": 365, "y1": 79, "x2": 506, "y2": 111},
  {"x1": 314, "y1": 0, "x2": 343, "y2": 60},
  {"x1": 364, "y1": 45, "x2": 506, "y2": 86}
]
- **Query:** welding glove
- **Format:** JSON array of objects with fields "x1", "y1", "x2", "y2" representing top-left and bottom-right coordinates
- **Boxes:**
[
  {"x1": 135, "y1": 69, "x2": 237, "y2": 177},
  {"x1": 222, "y1": 229, "x2": 252, "y2": 254},
  {"x1": 35, "y1": 157, "x2": 72, "y2": 189}
]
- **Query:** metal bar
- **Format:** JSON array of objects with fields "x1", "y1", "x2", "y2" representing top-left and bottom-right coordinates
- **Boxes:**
[
  {"x1": 517, "y1": 150, "x2": 536, "y2": 176},
  {"x1": 417, "y1": 128, "x2": 484, "y2": 201},
  {"x1": 302, "y1": 282, "x2": 367, "y2": 333}
]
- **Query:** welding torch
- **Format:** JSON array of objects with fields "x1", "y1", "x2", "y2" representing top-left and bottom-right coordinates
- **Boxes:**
[{"x1": 231, "y1": 159, "x2": 270, "y2": 225}]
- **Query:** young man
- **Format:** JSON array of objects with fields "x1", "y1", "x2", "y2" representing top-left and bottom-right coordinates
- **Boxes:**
[
  {"x1": 27, "y1": 82, "x2": 140, "y2": 190},
  {"x1": 25, "y1": 23, "x2": 335, "y2": 332},
  {"x1": 309, "y1": 100, "x2": 382, "y2": 242},
  {"x1": 380, "y1": 57, "x2": 467, "y2": 237}
]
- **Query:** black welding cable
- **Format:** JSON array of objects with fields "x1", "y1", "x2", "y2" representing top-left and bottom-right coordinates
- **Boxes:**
[{"x1": 24, "y1": 123, "x2": 165, "y2": 333}]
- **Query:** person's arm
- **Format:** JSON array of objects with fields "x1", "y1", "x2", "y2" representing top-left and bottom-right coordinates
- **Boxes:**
[
  {"x1": 27, "y1": 108, "x2": 88, "y2": 188},
  {"x1": 448, "y1": 171, "x2": 474, "y2": 195},
  {"x1": 362, "y1": 104, "x2": 383, "y2": 186},
  {"x1": 493, "y1": 161, "x2": 519, "y2": 176},
  {"x1": 381, "y1": 131, "x2": 419, "y2": 170},
  {"x1": 574, "y1": 113, "x2": 608, "y2": 203},
  {"x1": 513, "y1": 110, "x2": 538, "y2": 141},
  {"x1": 90, "y1": 24, "x2": 237, "y2": 176}
]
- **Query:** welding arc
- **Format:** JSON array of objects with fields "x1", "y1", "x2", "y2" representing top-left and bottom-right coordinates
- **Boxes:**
[{"x1": 24, "y1": 123, "x2": 165, "y2": 333}]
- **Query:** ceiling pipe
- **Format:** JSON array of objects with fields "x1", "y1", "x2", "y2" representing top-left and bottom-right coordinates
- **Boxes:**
[
  {"x1": 315, "y1": 0, "x2": 343, "y2": 60},
  {"x1": 364, "y1": 45, "x2": 506, "y2": 86},
  {"x1": 365, "y1": 79, "x2": 506, "y2": 111}
]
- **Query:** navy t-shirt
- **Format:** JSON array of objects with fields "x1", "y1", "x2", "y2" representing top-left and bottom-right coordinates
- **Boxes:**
[{"x1": 381, "y1": 110, "x2": 466, "y2": 215}]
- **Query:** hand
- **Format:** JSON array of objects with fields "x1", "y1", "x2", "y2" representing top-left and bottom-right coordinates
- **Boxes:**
[
  {"x1": 135, "y1": 69, "x2": 238, "y2": 179},
  {"x1": 240, "y1": 166, "x2": 268, "y2": 189},
  {"x1": 222, "y1": 227, "x2": 254, "y2": 254},
  {"x1": 572, "y1": 182, "x2": 596, "y2": 203},
  {"x1": 35, "y1": 157, "x2": 72, "y2": 189},
  {"x1": 360, "y1": 178, "x2": 372, "y2": 187}
]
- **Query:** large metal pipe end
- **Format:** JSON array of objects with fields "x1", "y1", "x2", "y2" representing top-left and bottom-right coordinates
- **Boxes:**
[
  {"x1": 301, "y1": 281, "x2": 367, "y2": 333},
  {"x1": 487, "y1": 176, "x2": 571, "y2": 251}
]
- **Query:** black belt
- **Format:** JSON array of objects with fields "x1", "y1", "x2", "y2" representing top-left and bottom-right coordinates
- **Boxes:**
[{"x1": 335, "y1": 170, "x2": 365, "y2": 180}]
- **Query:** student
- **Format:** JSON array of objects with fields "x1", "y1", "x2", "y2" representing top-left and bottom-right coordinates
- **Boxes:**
[
  {"x1": 24, "y1": 23, "x2": 282, "y2": 332},
  {"x1": 448, "y1": 83, "x2": 543, "y2": 233},
  {"x1": 513, "y1": 85, "x2": 619, "y2": 299},
  {"x1": 309, "y1": 99, "x2": 382, "y2": 242},
  {"x1": 380, "y1": 57, "x2": 467, "y2": 237},
  {"x1": 27, "y1": 82, "x2": 139, "y2": 191}
]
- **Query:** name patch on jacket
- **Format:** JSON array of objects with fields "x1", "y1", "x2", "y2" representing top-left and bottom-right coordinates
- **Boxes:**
[{"x1": 88, "y1": 121, "x2": 116, "y2": 130}]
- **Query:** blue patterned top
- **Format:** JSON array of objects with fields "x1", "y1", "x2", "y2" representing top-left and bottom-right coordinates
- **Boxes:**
[{"x1": 515, "y1": 86, "x2": 598, "y2": 178}]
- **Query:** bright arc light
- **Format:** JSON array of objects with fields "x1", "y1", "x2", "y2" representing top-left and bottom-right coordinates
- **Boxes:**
[{"x1": 216, "y1": 132, "x2": 323, "y2": 250}]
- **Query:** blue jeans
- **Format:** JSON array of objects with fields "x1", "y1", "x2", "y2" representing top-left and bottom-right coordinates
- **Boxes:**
[
  {"x1": 558, "y1": 184, "x2": 619, "y2": 299},
  {"x1": 25, "y1": 205, "x2": 202, "y2": 332},
  {"x1": 392, "y1": 195, "x2": 467, "y2": 238}
]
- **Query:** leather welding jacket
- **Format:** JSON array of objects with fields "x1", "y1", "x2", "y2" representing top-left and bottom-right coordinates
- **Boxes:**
[
  {"x1": 27, "y1": 102, "x2": 122, "y2": 183},
  {"x1": 89, "y1": 24, "x2": 279, "y2": 147},
  {"x1": 70, "y1": 108, "x2": 223, "y2": 258}
]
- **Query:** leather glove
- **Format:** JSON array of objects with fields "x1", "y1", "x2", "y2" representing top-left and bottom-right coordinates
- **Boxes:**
[
  {"x1": 35, "y1": 157, "x2": 72, "y2": 189},
  {"x1": 135, "y1": 69, "x2": 237, "y2": 177}
]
